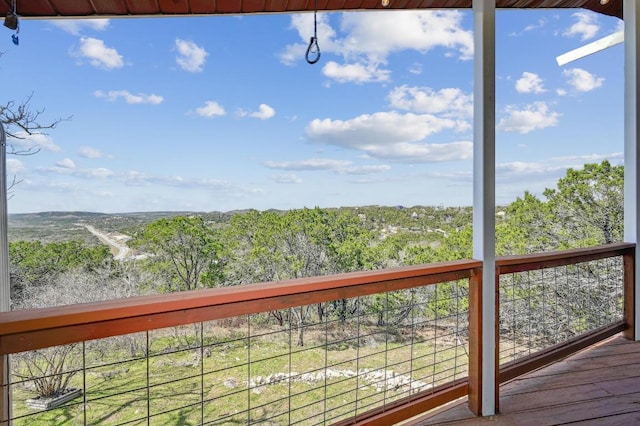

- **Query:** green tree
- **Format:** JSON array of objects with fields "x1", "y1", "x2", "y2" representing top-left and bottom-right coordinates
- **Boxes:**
[
  {"x1": 544, "y1": 160, "x2": 623, "y2": 247},
  {"x1": 224, "y1": 208, "x2": 379, "y2": 284},
  {"x1": 496, "y1": 191, "x2": 555, "y2": 255},
  {"x1": 132, "y1": 216, "x2": 223, "y2": 292},
  {"x1": 10, "y1": 240, "x2": 112, "y2": 302},
  {"x1": 224, "y1": 207, "x2": 380, "y2": 345}
]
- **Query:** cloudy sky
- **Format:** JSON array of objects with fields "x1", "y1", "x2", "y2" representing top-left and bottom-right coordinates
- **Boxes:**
[{"x1": 0, "y1": 8, "x2": 624, "y2": 213}]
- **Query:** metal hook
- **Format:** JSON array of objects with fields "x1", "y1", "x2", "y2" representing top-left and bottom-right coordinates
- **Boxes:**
[
  {"x1": 306, "y1": 0, "x2": 321, "y2": 65},
  {"x1": 306, "y1": 36, "x2": 320, "y2": 64}
]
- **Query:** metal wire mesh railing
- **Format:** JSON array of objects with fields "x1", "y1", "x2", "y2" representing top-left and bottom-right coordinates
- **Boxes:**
[
  {"x1": 498, "y1": 250, "x2": 627, "y2": 366},
  {"x1": 1, "y1": 244, "x2": 634, "y2": 424},
  {"x1": 2, "y1": 262, "x2": 479, "y2": 425}
]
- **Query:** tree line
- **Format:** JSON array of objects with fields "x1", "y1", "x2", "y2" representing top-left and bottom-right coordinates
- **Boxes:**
[
  {"x1": 7, "y1": 160, "x2": 624, "y2": 400},
  {"x1": 10, "y1": 160, "x2": 622, "y2": 307}
]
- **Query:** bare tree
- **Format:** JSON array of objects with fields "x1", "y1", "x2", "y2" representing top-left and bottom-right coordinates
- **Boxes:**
[
  {"x1": 13, "y1": 269, "x2": 141, "y2": 399},
  {"x1": 1, "y1": 52, "x2": 70, "y2": 191}
]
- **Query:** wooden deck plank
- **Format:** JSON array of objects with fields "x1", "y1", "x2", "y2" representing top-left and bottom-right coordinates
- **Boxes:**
[
  {"x1": 499, "y1": 383, "x2": 610, "y2": 411},
  {"x1": 500, "y1": 363, "x2": 640, "y2": 396},
  {"x1": 597, "y1": 376, "x2": 640, "y2": 395},
  {"x1": 567, "y1": 411, "x2": 640, "y2": 425},
  {"x1": 412, "y1": 334, "x2": 640, "y2": 425},
  {"x1": 493, "y1": 394, "x2": 640, "y2": 425}
]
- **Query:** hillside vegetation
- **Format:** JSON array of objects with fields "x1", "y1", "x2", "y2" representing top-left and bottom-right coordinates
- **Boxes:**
[
  {"x1": 5, "y1": 160, "x2": 625, "y2": 425},
  {"x1": 9, "y1": 160, "x2": 622, "y2": 306}
]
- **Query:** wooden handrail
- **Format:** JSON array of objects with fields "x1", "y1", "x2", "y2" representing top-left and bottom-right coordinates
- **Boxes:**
[
  {"x1": 0, "y1": 259, "x2": 482, "y2": 355},
  {"x1": 0, "y1": 243, "x2": 635, "y2": 426},
  {"x1": 494, "y1": 242, "x2": 636, "y2": 412},
  {"x1": 496, "y1": 242, "x2": 635, "y2": 274}
]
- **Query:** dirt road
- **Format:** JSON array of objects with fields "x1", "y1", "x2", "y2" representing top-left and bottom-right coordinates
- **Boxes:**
[{"x1": 84, "y1": 225, "x2": 131, "y2": 261}]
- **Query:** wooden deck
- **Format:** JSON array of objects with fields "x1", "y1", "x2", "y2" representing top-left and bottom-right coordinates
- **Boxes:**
[{"x1": 412, "y1": 333, "x2": 640, "y2": 425}]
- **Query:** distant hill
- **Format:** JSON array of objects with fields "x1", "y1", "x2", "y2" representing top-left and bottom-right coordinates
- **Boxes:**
[
  {"x1": 7, "y1": 206, "x2": 477, "y2": 244},
  {"x1": 9, "y1": 211, "x2": 189, "y2": 243},
  {"x1": 7, "y1": 211, "x2": 238, "y2": 243}
]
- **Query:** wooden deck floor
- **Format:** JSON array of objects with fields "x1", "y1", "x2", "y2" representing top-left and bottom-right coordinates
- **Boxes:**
[{"x1": 412, "y1": 333, "x2": 640, "y2": 425}]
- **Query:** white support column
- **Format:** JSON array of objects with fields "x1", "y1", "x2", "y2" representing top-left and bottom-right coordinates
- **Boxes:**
[
  {"x1": 624, "y1": 0, "x2": 640, "y2": 340},
  {"x1": 0, "y1": 122, "x2": 9, "y2": 423},
  {"x1": 473, "y1": 0, "x2": 496, "y2": 416}
]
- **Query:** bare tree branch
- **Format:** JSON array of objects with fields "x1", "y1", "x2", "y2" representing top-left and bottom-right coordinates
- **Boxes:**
[{"x1": 0, "y1": 94, "x2": 71, "y2": 154}]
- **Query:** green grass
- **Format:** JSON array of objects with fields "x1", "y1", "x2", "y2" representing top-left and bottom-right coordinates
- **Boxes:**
[{"x1": 10, "y1": 324, "x2": 469, "y2": 425}]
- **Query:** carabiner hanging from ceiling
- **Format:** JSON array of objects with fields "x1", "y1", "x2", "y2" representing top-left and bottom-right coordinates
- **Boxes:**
[
  {"x1": 3, "y1": 0, "x2": 19, "y2": 45},
  {"x1": 305, "y1": 0, "x2": 321, "y2": 64}
]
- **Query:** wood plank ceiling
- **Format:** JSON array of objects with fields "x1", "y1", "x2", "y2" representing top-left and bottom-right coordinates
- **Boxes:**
[{"x1": 0, "y1": 0, "x2": 624, "y2": 20}]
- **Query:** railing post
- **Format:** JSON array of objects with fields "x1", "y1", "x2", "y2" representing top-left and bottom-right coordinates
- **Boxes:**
[
  {"x1": 472, "y1": 0, "x2": 497, "y2": 416},
  {"x1": 468, "y1": 268, "x2": 483, "y2": 415},
  {"x1": 0, "y1": 350, "x2": 7, "y2": 426},
  {"x1": 0, "y1": 121, "x2": 9, "y2": 425},
  {"x1": 624, "y1": 0, "x2": 640, "y2": 342},
  {"x1": 494, "y1": 265, "x2": 500, "y2": 413},
  {"x1": 624, "y1": 248, "x2": 636, "y2": 340}
]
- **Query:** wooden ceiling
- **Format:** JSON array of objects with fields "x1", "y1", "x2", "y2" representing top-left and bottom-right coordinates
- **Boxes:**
[{"x1": 0, "y1": 0, "x2": 624, "y2": 20}]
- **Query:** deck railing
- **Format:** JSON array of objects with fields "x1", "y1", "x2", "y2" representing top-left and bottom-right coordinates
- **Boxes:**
[
  {"x1": 496, "y1": 243, "x2": 635, "y2": 388},
  {"x1": 0, "y1": 260, "x2": 483, "y2": 425},
  {"x1": 0, "y1": 242, "x2": 635, "y2": 424}
]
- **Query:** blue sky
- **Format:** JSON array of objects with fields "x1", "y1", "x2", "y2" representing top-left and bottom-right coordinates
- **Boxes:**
[{"x1": 0, "y1": 8, "x2": 624, "y2": 213}]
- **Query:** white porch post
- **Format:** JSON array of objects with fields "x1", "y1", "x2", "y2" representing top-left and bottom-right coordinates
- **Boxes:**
[
  {"x1": 624, "y1": 0, "x2": 640, "y2": 341},
  {"x1": 0, "y1": 122, "x2": 9, "y2": 423},
  {"x1": 473, "y1": 0, "x2": 497, "y2": 416}
]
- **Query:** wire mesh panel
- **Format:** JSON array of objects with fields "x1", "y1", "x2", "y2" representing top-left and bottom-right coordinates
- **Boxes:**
[
  {"x1": 7, "y1": 280, "x2": 471, "y2": 425},
  {"x1": 499, "y1": 256, "x2": 624, "y2": 365}
]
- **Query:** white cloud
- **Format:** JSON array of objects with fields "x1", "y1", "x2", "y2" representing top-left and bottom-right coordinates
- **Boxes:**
[
  {"x1": 359, "y1": 141, "x2": 472, "y2": 162},
  {"x1": 264, "y1": 158, "x2": 391, "y2": 175},
  {"x1": 195, "y1": 101, "x2": 226, "y2": 118},
  {"x1": 388, "y1": 85, "x2": 472, "y2": 118},
  {"x1": 551, "y1": 152, "x2": 623, "y2": 163},
  {"x1": 308, "y1": 111, "x2": 454, "y2": 145},
  {"x1": 264, "y1": 158, "x2": 352, "y2": 171},
  {"x1": 37, "y1": 166, "x2": 114, "y2": 178},
  {"x1": 342, "y1": 164, "x2": 391, "y2": 175},
  {"x1": 494, "y1": 154, "x2": 623, "y2": 189},
  {"x1": 280, "y1": 13, "x2": 336, "y2": 66},
  {"x1": 497, "y1": 102, "x2": 560, "y2": 134},
  {"x1": 56, "y1": 158, "x2": 76, "y2": 169},
  {"x1": 272, "y1": 174, "x2": 303, "y2": 183},
  {"x1": 563, "y1": 68, "x2": 604, "y2": 92},
  {"x1": 94, "y1": 90, "x2": 164, "y2": 104},
  {"x1": 238, "y1": 104, "x2": 276, "y2": 120},
  {"x1": 6, "y1": 159, "x2": 25, "y2": 175},
  {"x1": 497, "y1": 161, "x2": 556, "y2": 176},
  {"x1": 76, "y1": 37, "x2": 123, "y2": 69},
  {"x1": 79, "y1": 146, "x2": 104, "y2": 159},
  {"x1": 515, "y1": 72, "x2": 546, "y2": 94},
  {"x1": 8, "y1": 132, "x2": 61, "y2": 152},
  {"x1": 563, "y1": 11, "x2": 599, "y2": 41},
  {"x1": 508, "y1": 18, "x2": 548, "y2": 37},
  {"x1": 338, "y1": 11, "x2": 473, "y2": 60},
  {"x1": 519, "y1": 18, "x2": 547, "y2": 35},
  {"x1": 253, "y1": 104, "x2": 276, "y2": 120},
  {"x1": 306, "y1": 111, "x2": 471, "y2": 162},
  {"x1": 119, "y1": 172, "x2": 257, "y2": 195},
  {"x1": 50, "y1": 19, "x2": 110, "y2": 35},
  {"x1": 175, "y1": 39, "x2": 208, "y2": 72},
  {"x1": 79, "y1": 168, "x2": 114, "y2": 178},
  {"x1": 409, "y1": 63, "x2": 423, "y2": 75},
  {"x1": 322, "y1": 61, "x2": 391, "y2": 84},
  {"x1": 281, "y1": 11, "x2": 472, "y2": 83}
]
